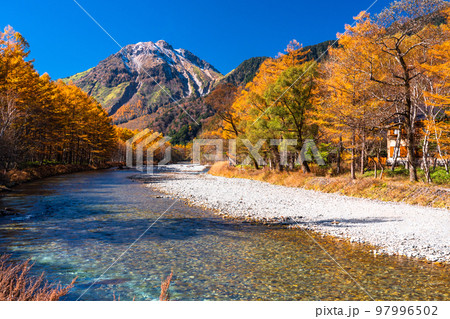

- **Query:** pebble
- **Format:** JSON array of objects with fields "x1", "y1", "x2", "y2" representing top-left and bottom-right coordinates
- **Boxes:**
[{"x1": 147, "y1": 167, "x2": 450, "y2": 264}]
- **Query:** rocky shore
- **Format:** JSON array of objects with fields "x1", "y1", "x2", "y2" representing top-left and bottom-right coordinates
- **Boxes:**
[
  {"x1": 0, "y1": 163, "x2": 120, "y2": 189},
  {"x1": 145, "y1": 167, "x2": 450, "y2": 264}
]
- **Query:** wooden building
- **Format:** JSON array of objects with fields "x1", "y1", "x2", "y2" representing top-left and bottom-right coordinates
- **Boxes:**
[{"x1": 386, "y1": 108, "x2": 447, "y2": 165}]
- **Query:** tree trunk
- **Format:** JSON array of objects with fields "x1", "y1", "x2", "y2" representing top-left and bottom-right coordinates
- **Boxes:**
[
  {"x1": 270, "y1": 146, "x2": 282, "y2": 171},
  {"x1": 295, "y1": 135, "x2": 310, "y2": 173},
  {"x1": 435, "y1": 136, "x2": 449, "y2": 173},
  {"x1": 422, "y1": 134, "x2": 432, "y2": 183},
  {"x1": 377, "y1": 149, "x2": 384, "y2": 179},
  {"x1": 289, "y1": 154, "x2": 295, "y2": 170},
  {"x1": 336, "y1": 135, "x2": 342, "y2": 175},
  {"x1": 407, "y1": 128, "x2": 418, "y2": 182},
  {"x1": 374, "y1": 160, "x2": 378, "y2": 178},
  {"x1": 391, "y1": 128, "x2": 401, "y2": 171},
  {"x1": 351, "y1": 132, "x2": 356, "y2": 180},
  {"x1": 301, "y1": 161, "x2": 311, "y2": 173},
  {"x1": 251, "y1": 155, "x2": 259, "y2": 170},
  {"x1": 360, "y1": 131, "x2": 366, "y2": 175},
  {"x1": 398, "y1": 45, "x2": 417, "y2": 182}
]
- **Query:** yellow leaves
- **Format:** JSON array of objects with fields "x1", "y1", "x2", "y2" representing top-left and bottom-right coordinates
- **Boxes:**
[
  {"x1": 419, "y1": 10, "x2": 450, "y2": 158},
  {"x1": 314, "y1": 17, "x2": 382, "y2": 154},
  {"x1": 227, "y1": 41, "x2": 310, "y2": 137},
  {"x1": 353, "y1": 11, "x2": 369, "y2": 21},
  {"x1": 1, "y1": 26, "x2": 118, "y2": 164},
  {"x1": 115, "y1": 127, "x2": 138, "y2": 142}
]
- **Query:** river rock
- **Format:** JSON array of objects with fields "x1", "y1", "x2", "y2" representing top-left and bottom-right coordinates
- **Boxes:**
[{"x1": 147, "y1": 169, "x2": 450, "y2": 264}]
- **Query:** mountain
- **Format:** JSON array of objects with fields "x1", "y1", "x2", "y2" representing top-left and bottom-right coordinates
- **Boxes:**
[
  {"x1": 219, "y1": 56, "x2": 268, "y2": 87},
  {"x1": 216, "y1": 40, "x2": 337, "y2": 88},
  {"x1": 303, "y1": 40, "x2": 338, "y2": 61},
  {"x1": 118, "y1": 57, "x2": 272, "y2": 139},
  {"x1": 64, "y1": 39, "x2": 338, "y2": 143},
  {"x1": 63, "y1": 40, "x2": 223, "y2": 124},
  {"x1": 144, "y1": 41, "x2": 339, "y2": 144}
]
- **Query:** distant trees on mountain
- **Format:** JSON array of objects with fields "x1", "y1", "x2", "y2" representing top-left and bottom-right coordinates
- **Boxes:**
[
  {"x1": 0, "y1": 26, "x2": 117, "y2": 169},
  {"x1": 303, "y1": 40, "x2": 338, "y2": 61},
  {"x1": 154, "y1": 42, "x2": 338, "y2": 143},
  {"x1": 219, "y1": 57, "x2": 268, "y2": 87}
]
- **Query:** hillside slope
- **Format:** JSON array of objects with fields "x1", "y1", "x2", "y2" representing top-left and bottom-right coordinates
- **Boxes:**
[
  {"x1": 63, "y1": 40, "x2": 222, "y2": 123},
  {"x1": 66, "y1": 39, "x2": 337, "y2": 143},
  {"x1": 219, "y1": 56, "x2": 268, "y2": 87}
]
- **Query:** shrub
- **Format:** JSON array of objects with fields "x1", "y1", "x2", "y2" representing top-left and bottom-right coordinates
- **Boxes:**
[
  {"x1": 159, "y1": 272, "x2": 173, "y2": 301},
  {"x1": 430, "y1": 168, "x2": 450, "y2": 185},
  {"x1": 0, "y1": 255, "x2": 75, "y2": 301},
  {"x1": 385, "y1": 167, "x2": 409, "y2": 177}
]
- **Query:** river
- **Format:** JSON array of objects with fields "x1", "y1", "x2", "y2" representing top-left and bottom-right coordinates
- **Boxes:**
[{"x1": 0, "y1": 168, "x2": 448, "y2": 300}]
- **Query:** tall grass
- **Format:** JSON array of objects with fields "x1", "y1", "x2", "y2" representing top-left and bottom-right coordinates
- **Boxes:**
[
  {"x1": 0, "y1": 255, "x2": 75, "y2": 301},
  {"x1": 159, "y1": 272, "x2": 173, "y2": 301}
]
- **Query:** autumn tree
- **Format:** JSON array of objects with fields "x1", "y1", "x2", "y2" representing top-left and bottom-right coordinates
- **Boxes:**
[
  {"x1": 203, "y1": 83, "x2": 239, "y2": 138},
  {"x1": 0, "y1": 26, "x2": 118, "y2": 169},
  {"x1": 420, "y1": 7, "x2": 450, "y2": 174},
  {"x1": 0, "y1": 25, "x2": 37, "y2": 167},
  {"x1": 315, "y1": 15, "x2": 381, "y2": 179},
  {"x1": 366, "y1": 0, "x2": 447, "y2": 181},
  {"x1": 262, "y1": 61, "x2": 317, "y2": 172},
  {"x1": 228, "y1": 40, "x2": 312, "y2": 169}
]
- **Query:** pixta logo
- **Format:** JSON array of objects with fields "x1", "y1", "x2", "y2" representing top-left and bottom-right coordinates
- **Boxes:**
[
  {"x1": 126, "y1": 133, "x2": 325, "y2": 173},
  {"x1": 126, "y1": 129, "x2": 171, "y2": 174},
  {"x1": 192, "y1": 138, "x2": 325, "y2": 166}
]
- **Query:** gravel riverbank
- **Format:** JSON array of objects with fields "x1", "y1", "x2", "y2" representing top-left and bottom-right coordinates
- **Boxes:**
[{"x1": 145, "y1": 167, "x2": 450, "y2": 263}]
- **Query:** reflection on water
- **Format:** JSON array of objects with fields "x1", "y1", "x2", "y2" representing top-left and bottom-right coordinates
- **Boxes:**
[{"x1": 0, "y1": 169, "x2": 448, "y2": 301}]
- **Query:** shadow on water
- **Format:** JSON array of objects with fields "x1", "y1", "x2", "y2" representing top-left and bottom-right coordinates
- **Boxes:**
[
  {"x1": 308, "y1": 217, "x2": 401, "y2": 227},
  {"x1": 0, "y1": 168, "x2": 448, "y2": 301}
]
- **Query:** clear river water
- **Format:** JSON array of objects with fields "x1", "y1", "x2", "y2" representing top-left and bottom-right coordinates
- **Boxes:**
[{"x1": 0, "y1": 169, "x2": 448, "y2": 300}]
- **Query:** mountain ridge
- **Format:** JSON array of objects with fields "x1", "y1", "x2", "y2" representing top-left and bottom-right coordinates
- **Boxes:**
[
  {"x1": 219, "y1": 56, "x2": 268, "y2": 87},
  {"x1": 63, "y1": 40, "x2": 223, "y2": 123},
  {"x1": 64, "y1": 39, "x2": 338, "y2": 143}
]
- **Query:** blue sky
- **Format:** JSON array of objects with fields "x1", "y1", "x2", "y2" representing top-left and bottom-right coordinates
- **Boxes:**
[{"x1": 2, "y1": 0, "x2": 388, "y2": 79}]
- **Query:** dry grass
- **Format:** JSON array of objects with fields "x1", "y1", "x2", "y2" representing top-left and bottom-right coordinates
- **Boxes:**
[
  {"x1": 0, "y1": 163, "x2": 118, "y2": 188},
  {"x1": 209, "y1": 162, "x2": 450, "y2": 209},
  {"x1": 0, "y1": 164, "x2": 91, "y2": 187},
  {"x1": 159, "y1": 271, "x2": 173, "y2": 301},
  {"x1": 0, "y1": 255, "x2": 76, "y2": 301}
]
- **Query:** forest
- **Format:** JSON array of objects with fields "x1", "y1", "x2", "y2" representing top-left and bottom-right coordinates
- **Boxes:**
[
  {"x1": 1, "y1": 0, "x2": 449, "y2": 186},
  {"x1": 202, "y1": 0, "x2": 450, "y2": 184},
  {"x1": 0, "y1": 26, "x2": 118, "y2": 170}
]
